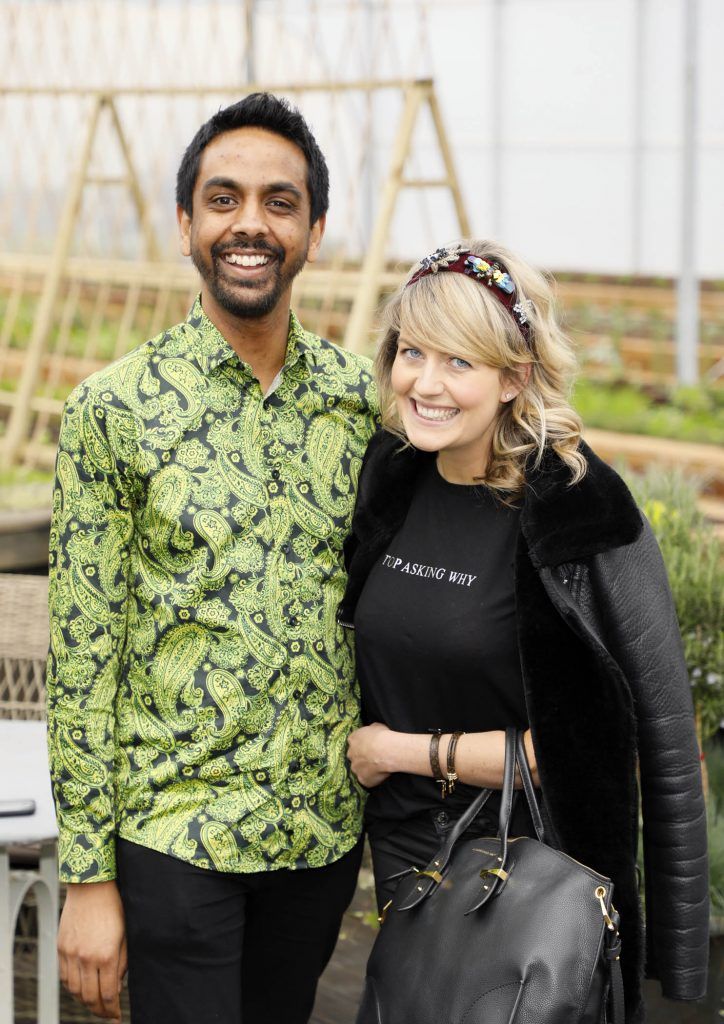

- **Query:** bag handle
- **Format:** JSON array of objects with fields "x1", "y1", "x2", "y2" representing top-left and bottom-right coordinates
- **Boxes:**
[
  {"x1": 516, "y1": 731, "x2": 546, "y2": 843},
  {"x1": 466, "y1": 729, "x2": 546, "y2": 913},
  {"x1": 395, "y1": 785, "x2": 493, "y2": 910},
  {"x1": 465, "y1": 728, "x2": 520, "y2": 911},
  {"x1": 396, "y1": 728, "x2": 548, "y2": 912}
]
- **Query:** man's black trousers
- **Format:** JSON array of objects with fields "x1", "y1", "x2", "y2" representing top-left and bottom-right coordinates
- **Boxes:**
[{"x1": 116, "y1": 836, "x2": 364, "y2": 1024}]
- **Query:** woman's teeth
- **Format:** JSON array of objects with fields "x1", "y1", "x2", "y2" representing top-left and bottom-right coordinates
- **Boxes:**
[
  {"x1": 413, "y1": 401, "x2": 458, "y2": 422},
  {"x1": 224, "y1": 254, "x2": 270, "y2": 267}
]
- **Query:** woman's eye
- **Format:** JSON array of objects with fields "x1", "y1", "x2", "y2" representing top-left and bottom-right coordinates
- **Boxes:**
[
  {"x1": 399, "y1": 346, "x2": 423, "y2": 360},
  {"x1": 450, "y1": 356, "x2": 472, "y2": 369}
]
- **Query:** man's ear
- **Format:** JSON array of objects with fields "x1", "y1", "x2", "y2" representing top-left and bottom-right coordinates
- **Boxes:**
[
  {"x1": 306, "y1": 214, "x2": 326, "y2": 264},
  {"x1": 177, "y1": 204, "x2": 192, "y2": 258}
]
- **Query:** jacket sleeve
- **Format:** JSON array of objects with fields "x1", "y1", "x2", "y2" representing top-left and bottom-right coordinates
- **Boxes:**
[
  {"x1": 590, "y1": 515, "x2": 709, "y2": 1000},
  {"x1": 47, "y1": 384, "x2": 134, "y2": 883},
  {"x1": 339, "y1": 428, "x2": 391, "y2": 619}
]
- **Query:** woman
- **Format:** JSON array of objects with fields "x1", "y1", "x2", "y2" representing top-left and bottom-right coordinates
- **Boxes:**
[{"x1": 340, "y1": 240, "x2": 708, "y2": 1022}]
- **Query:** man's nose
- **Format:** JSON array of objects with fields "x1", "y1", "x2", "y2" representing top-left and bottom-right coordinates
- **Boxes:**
[{"x1": 229, "y1": 199, "x2": 269, "y2": 238}]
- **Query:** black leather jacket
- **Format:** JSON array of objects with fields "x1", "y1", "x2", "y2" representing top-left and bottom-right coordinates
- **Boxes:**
[{"x1": 339, "y1": 430, "x2": 709, "y2": 1022}]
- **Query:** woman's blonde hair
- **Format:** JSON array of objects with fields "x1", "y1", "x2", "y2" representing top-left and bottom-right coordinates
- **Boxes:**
[{"x1": 375, "y1": 238, "x2": 586, "y2": 497}]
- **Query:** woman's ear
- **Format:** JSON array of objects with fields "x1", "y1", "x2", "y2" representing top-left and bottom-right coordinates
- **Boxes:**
[{"x1": 500, "y1": 363, "x2": 532, "y2": 403}]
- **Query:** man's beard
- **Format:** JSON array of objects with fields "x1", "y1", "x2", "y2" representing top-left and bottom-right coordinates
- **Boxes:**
[{"x1": 191, "y1": 239, "x2": 307, "y2": 319}]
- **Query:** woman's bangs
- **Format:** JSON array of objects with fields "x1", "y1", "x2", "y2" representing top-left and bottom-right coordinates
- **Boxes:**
[{"x1": 398, "y1": 274, "x2": 505, "y2": 365}]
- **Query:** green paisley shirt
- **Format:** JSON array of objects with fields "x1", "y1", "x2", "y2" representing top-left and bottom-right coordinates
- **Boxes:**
[{"x1": 47, "y1": 298, "x2": 378, "y2": 883}]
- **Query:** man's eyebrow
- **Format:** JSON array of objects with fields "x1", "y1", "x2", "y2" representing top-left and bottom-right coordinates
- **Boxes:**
[
  {"x1": 200, "y1": 176, "x2": 241, "y2": 193},
  {"x1": 199, "y1": 177, "x2": 304, "y2": 202},
  {"x1": 264, "y1": 181, "x2": 303, "y2": 200}
]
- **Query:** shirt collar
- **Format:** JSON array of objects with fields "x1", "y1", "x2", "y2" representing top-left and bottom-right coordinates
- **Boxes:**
[{"x1": 182, "y1": 296, "x2": 318, "y2": 376}]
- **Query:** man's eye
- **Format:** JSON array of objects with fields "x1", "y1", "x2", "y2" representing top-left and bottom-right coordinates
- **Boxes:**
[{"x1": 212, "y1": 196, "x2": 235, "y2": 206}]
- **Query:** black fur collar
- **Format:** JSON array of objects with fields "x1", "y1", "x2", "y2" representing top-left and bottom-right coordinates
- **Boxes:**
[
  {"x1": 521, "y1": 439, "x2": 643, "y2": 567},
  {"x1": 356, "y1": 430, "x2": 642, "y2": 569}
]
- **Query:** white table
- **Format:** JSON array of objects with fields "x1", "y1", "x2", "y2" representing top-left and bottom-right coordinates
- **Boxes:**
[{"x1": 0, "y1": 720, "x2": 58, "y2": 1024}]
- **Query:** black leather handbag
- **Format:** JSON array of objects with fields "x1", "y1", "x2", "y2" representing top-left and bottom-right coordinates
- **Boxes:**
[{"x1": 356, "y1": 728, "x2": 624, "y2": 1024}]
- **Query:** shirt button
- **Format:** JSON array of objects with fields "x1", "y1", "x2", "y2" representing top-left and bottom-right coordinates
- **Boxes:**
[
  {"x1": 436, "y1": 811, "x2": 449, "y2": 826},
  {"x1": 293, "y1": 688, "x2": 303, "y2": 699},
  {"x1": 288, "y1": 616, "x2": 298, "y2": 627},
  {"x1": 289, "y1": 759, "x2": 300, "y2": 772},
  {"x1": 280, "y1": 542, "x2": 290, "y2": 554},
  {"x1": 271, "y1": 468, "x2": 280, "y2": 480}
]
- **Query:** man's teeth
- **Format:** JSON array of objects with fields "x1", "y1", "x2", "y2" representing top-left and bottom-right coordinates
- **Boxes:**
[
  {"x1": 414, "y1": 401, "x2": 458, "y2": 422},
  {"x1": 224, "y1": 254, "x2": 270, "y2": 267}
]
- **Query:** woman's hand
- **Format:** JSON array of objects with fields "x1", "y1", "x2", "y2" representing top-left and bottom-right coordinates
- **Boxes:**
[{"x1": 347, "y1": 722, "x2": 394, "y2": 788}]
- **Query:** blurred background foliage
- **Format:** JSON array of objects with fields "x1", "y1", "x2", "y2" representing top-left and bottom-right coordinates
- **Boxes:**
[
  {"x1": 574, "y1": 380, "x2": 724, "y2": 446},
  {"x1": 623, "y1": 467, "x2": 723, "y2": 740}
]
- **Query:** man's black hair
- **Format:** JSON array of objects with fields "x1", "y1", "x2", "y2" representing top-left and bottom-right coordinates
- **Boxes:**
[{"x1": 175, "y1": 92, "x2": 329, "y2": 226}]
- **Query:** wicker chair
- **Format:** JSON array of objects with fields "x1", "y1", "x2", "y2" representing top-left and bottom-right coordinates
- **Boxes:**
[{"x1": 0, "y1": 573, "x2": 49, "y2": 721}]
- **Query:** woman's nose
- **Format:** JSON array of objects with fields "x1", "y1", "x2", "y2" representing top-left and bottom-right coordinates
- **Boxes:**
[{"x1": 415, "y1": 359, "x2": 445, "y2": 395}]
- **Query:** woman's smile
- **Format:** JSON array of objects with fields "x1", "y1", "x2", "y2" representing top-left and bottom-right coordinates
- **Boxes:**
[{"x1": 410, "y1": 398, "x2": 460, "y2": 423}]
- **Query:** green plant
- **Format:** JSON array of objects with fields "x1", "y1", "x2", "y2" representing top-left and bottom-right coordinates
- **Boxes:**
[
  {"x1": 0, "y1": 466, "x2": 54, "y2": 511},
  {"x1": 573, "y1": 379, "x2": 724, "y2": 445},
  {"x1": 703, "y1": 742, "x2": 724, "y2": 917},
  {"x1": 706, "y1": 737, "x2": 724, "y2": 800},
  {"x1": 622, "y1": 466, "x2": 723, "y2": 739}
]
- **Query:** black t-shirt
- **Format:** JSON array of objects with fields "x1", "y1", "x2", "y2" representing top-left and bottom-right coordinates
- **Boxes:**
[{"x1": 354, "y1": 460, "x2": 528, "y2": 833}]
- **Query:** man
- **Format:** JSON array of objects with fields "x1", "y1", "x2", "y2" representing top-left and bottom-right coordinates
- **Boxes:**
[{"x1": 47, "y1": 93, "x2": 378, "y2": 1024}]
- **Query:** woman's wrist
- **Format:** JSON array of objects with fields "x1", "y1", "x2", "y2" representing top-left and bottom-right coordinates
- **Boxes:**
[
  {"x1": 385, "y1": 730, "x2": 434, "y2": 776},
  {"x1": 522, "y1": 728, "x2": 539, "y2": 785},
  {"x1": 373, "y1": 727, "x2": 535, "y2": 789},
  {"x1": 381, "y1": 728, "x2": 404, "y2": 774}
]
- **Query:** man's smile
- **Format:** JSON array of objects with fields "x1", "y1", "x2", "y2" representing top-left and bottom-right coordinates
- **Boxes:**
[
  {"x1": 210, "y1": 245, "x2": 281, "y2": 285},
  {"x1": 223, "y1": 252, "x2": 271, "y2": 267}
]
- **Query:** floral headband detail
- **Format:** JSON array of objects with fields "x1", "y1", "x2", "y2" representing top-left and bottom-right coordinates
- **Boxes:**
[{"x1": 406, "y1": 243, "x2": 533, "y2": 346}]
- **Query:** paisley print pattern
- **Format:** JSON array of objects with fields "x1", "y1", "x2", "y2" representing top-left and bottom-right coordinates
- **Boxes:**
[{"x1": 47, "y1": 298, "x2": 378, "y2": 883}]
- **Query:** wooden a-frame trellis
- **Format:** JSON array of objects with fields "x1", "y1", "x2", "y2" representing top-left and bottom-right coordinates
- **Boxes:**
[
  {"x1": 343, "y1": 79, "x2": 470, "y2": 353},
  {"x1": 1, "y1": 91, "x2": 160, "y2": 467},
  {"x1": 0, "y1": 79, "x2": 469, "y2": 468}
]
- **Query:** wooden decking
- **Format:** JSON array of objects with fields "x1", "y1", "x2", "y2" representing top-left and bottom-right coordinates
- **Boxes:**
[{"x1": 311, "y1": 913, "x2": 375, "y2": 1024}]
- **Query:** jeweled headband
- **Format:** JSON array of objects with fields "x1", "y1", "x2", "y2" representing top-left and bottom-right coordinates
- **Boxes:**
[{"x1": 406, "y1": 243, "x2": 533, "y2": 346}]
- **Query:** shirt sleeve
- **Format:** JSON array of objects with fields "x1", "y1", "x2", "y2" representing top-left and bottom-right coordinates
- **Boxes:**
[{"x1": 47, "y1": 384, "x2": 134, "y2": 882}]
